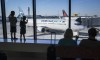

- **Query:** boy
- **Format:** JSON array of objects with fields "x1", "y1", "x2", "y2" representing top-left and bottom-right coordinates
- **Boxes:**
[{"x1": 20, "y1": 16, "x2": 28, "y2": 43}]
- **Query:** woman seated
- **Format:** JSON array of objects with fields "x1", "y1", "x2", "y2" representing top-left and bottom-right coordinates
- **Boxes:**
[
  {"x1": 58, "y1": 28, "x2": 77, "y2": 46},
  {"x1": 58, "y1": 28, "x2": 77, "y2": 60}
]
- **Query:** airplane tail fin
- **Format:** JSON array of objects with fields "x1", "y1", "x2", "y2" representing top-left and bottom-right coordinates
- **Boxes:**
[{"x1": 62, "y1": 10, "x2": 68, "y2": 17}]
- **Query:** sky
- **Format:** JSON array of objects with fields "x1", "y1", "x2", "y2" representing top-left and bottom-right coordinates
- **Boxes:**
[{"x1": 0, "y1": 0, "x2": 100, "y2": 17}]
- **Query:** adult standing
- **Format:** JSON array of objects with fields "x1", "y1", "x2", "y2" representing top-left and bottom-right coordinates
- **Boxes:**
[{"x1": 9, "y1": 11, "x2": 17, "y2": 40}]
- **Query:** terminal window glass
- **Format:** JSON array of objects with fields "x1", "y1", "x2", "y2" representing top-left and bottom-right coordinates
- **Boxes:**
[
  {"x1": 72, "y1": 0, "x2": 100, "y2": 40},
  {"x1": 36, "y1": 0, "x2": 69, "y2": 43},
  {"x1": 5, "y1": 0, "x2": 33, "y2": 42}
]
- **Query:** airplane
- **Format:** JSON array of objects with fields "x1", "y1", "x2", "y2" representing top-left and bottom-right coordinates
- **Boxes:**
[{"x1": 18, "y1": 9, "x2": 85, "y2": 36}]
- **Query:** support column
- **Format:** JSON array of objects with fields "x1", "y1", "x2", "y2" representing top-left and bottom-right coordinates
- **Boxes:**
[
  {"x1": 69, "y1": 0, "x2": 71, "y2": 28},
  {"x1": 32, "y1": 0, "x2": 37, "y2": 43},
  {"x1": 1, "y1": 0, "x2": 7, "y2": 40}
]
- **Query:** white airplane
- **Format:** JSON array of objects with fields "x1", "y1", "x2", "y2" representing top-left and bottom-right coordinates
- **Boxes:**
[
  {"x1": 27, "y1": 10, "x2": 84, "y2": 35},
  {"x1": 18, "y1": 9, "x2": 84, "y2": 36}
]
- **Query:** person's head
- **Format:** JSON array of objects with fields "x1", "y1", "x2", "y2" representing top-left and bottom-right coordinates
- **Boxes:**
[
  {"x1": 88, "y1": 28, "x2": 97, "y2": 37},
  {"x1": 10, "y1": 11, "x2": 15, "y2": 16},
  {"x1": 64, "y1": 28, "x2": 73, "y2": 39},
  {"x1": 23, "y1": 16, "x2": 26, "y2": 21}
]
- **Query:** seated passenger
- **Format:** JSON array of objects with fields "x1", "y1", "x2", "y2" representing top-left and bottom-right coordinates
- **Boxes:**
[
  {"x1": 79, "y1": 28, "x2": 100, "y2": 46},
  {"x1": 79, "y1": 28, "x2": 100, "y2": 60},
  {"x1": 58, "y1": 28, "x2": 77, "y2": 60},
  {"x1": 58, "y1": 28, "x2": 77, "y2": 46}
]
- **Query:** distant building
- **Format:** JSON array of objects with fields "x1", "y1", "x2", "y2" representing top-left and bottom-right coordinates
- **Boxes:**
[
  {"x1": 28, "y1": 7, "x2": 30, "y2": 17},
  {"x1": 73, "y1": 14, "x2": 78, "y2": 16}
]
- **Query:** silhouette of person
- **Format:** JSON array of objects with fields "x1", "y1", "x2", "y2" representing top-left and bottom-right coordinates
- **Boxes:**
[
  {"x1": 9, "y1": 11, "x2": 17, "y2": 41},
  {"x1": 58, "y1": 28, "x2": 77, "y2": 46},
  {"x1": 20, "y1": 16, "x2": 28, "y2": 43},
  {"x1": 79, "y1": 28, "x2": 99, "y2": 46},
  {"x1": 79, "y1": 28, "x2": 100, "y2": 60},
  {"x1": 58, "y1": 28, "x2": 77, "y2": 60}
]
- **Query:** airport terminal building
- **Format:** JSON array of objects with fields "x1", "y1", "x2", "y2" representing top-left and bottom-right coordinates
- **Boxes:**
[{"x1": 0, "y1": 0, "x2": 100, "y2": 60}]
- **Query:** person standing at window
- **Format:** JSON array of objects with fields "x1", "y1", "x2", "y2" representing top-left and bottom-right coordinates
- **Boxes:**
[
  {"x1": 20, "y1": 16, "x2": 28, "y2": 43},
  {"x1": 9, "y1": 11, "x2": 17, "y2": 41}
]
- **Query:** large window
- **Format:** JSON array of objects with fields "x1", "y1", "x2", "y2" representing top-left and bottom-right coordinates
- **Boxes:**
[
  {"x1": 72, "y1": 0, "x2": 100, "y2": 40},
  {"x1": 1, "y1": 0, "x2": 99, "y2": 43},
  {"x1": 36, "y1": 0, "x2": 69, "y2": 41},
  {"x1": 5, "y1": 0, "x2": 33, "y2": 42}
]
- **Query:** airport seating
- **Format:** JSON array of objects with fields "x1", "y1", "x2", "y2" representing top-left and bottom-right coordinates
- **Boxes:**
[{"x1": 56, "y1": 46, "x2": 100, "y2": 60}]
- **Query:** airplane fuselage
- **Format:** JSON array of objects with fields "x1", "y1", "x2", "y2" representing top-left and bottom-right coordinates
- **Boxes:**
[{"x1": 27, "y1": 17, "x2": 84, "y2": 31}]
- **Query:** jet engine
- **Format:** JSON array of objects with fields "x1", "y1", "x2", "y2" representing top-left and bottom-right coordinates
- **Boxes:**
[{"x1": 37, "y1": 27, "x2": 49, "y2": 32}]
